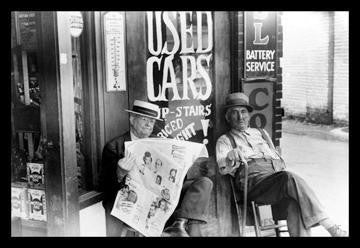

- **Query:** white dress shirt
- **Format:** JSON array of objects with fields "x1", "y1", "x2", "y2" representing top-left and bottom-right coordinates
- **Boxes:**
[{"x1": 216, "y1": 127, "x2": 281, "y2": 176}]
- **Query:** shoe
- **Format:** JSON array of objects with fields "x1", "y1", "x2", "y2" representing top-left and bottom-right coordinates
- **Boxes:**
[
  {"x1": 162, "y1": 219, "x2": 190, "y2": 237},
  {"x1": 161, "y1": 232, "x2": 172, "y2": 237},
  {"x1": 327, "y1": 225, "x2": 348, "y2": 237}
]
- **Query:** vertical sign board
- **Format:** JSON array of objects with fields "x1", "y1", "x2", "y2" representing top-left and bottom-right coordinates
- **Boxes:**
[
  {"x1": 145, "y1": 11, "x2": 215, "y2": 155},
  {"x1": 243, "y1": 82, "x2": 274, "y2": 138},
  {"x1": 104, "y1": 12, "x2": 127, "y2": 92},
  {"x1": 244, "y1": 12, "x2": 276, "y2": 78},
  {"x1": 244, "y1": 12, "x2": 277, "y2": 139}
]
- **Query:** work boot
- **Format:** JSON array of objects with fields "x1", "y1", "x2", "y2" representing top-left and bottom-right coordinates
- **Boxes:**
[
  {"x1": 327, "y1": 225, "x2": 348, "y2": 237},
  {"x1": 162, "y1": 218, "x2": 189, "y2": 237},
  {"x1": 186, "y1": 220, "x2": 202, "y2": 236}
]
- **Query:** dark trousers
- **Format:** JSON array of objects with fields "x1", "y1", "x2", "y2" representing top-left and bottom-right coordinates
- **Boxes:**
[
  {"x1": 170, "y1": 176, "x2": 213, "y2": 223},
  {"x1": 105, "y1": 209, "x2": 131, "y2": 237},
  {"x1": 235, "y1": 158, "x2": 328, "y2": 237},
  {"x1": 104, "y1": 176, "x2": 213, "y2": 236}
]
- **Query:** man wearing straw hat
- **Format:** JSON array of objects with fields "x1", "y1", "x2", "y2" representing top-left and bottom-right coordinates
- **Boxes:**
[
  {"x1": 100, "y1": 99, "x2": 213, "y2": 237},
  {"x1": 215, "y1": 92, "x2": 347, "y2": 237}
]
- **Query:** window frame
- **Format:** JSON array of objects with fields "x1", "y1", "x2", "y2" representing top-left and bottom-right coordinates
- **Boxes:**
[{"x1": 77, "y1": 11, "x2": 104, "y2": 209}]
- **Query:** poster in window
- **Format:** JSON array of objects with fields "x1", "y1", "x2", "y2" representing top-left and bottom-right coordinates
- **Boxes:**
[
  {"x1": 11, "y1": 184, "x2": 29, "y2": 219},
  {"x1": 28, "y1": 188, "x2": 47, "y2": 221},
  {"x1": 27, "y1": 162, "x2": 45, "y2": 188},
  {"x1": 104, "y1": 12, "x2": 127, "y2": 92},
  {"x1": 16, "y1": 11, "x2": 37, "y2": 51},
  {"x1": 145, "y1": 11, "x2": 215, "y2": 155}
]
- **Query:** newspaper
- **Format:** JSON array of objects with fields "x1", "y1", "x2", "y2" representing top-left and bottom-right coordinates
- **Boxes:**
[{"x1": 110, "y1": 138, "x2": 208, "y2": 237}]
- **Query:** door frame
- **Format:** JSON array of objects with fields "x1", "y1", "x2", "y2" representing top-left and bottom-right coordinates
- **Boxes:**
[{"x1": 37, "y1": 11, "x2": 79, "y2": 236}]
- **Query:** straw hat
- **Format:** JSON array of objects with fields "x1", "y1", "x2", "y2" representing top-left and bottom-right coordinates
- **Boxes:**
[{"x1": 125, "y1": 100, "x2": 162, "y2": 121}]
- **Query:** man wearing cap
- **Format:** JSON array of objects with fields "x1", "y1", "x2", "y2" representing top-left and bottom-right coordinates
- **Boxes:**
[
  {"x1": 100, "y1": 100, "x2": 213, "y2": 237},
  {"x1": 215, "y1": 92, "x2": 347, "y2": 237}
]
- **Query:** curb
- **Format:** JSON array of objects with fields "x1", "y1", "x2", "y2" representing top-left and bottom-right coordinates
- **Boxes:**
[
  {"x1": 330, "y1": 127, "x2": 349, "y2": 142},
  {"x1": 282, "y1": 120, "x2": 348, "y2": 142}
]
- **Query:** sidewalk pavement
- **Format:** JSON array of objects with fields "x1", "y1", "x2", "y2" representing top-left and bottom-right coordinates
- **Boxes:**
[{"x1": 282, "y1": 119, "x2": 348, "y2": 142}]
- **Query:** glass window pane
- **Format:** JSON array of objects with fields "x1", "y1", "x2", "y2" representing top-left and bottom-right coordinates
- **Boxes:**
[{"x1": 146, "y1": 11, "x2": 216, "y2": 154}]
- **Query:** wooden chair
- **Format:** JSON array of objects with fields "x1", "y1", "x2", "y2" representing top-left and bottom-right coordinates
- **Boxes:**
[
  {"x1": 250, "y1": 201, "x2": 288, "y2": 237},
  {"x1": 224, "y1": 130, "x2": 288, "y2": 237},
  {"x1": 229, "y1": 175, "x2": 288, "y2": 237}
]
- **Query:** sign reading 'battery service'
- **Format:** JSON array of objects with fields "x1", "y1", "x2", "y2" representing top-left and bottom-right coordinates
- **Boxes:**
[{"x1": 245, "y1": 12, "x2": 277, "y2": 78}]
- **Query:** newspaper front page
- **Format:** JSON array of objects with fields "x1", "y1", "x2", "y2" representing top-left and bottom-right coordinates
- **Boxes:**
[{"x1": 110, "y1": 138, "x2": 208, "y2": 237}]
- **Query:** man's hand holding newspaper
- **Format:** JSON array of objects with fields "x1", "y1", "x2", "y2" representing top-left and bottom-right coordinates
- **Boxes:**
[{"x1": 117, "y1": 150, "x2": 136, "y2": 182}]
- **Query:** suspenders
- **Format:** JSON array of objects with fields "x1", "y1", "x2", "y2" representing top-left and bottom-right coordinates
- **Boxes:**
[
  {"x1": 257, "y1": 128, "x2": 283, "y2": 160},
  {"x1": 225, "y1": 132, "x2": 237, "y2": 149},
  {"x1": 257, "y1": 128, "x2": 275, "y2": 150},
  {"x1": 226, "y1": 128, "x2": 272, "y2": 149},
  {"x1": 226, "y1": 128, "x2": 282, "y2": 159},
  {"x1": 226, "y1": 128, "x2": 284, "y2": 165}
]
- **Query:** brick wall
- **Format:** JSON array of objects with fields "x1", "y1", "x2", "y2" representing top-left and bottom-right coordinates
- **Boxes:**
[
  {"x1": 333, "y1": 12, "x2": 349, "y2": 122},
  {"x1": 275, "y1": 12, "x2": 283, "y2": 147},
  {"x1": 281, "y1": 12, "x2": 348, "y2": 124}
]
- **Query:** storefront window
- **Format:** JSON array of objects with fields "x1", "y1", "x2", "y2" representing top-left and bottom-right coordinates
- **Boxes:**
[
  {"x1": 11, "y1": 11, "x2": 42, "y2": 181},
  {"x1": 11, "y1": 11, "x2": 97, "y2": 197},
  {"x1": 72, "y1": 34, "x2": 88, "y2": 193},
  {"x1": 11, "y1": 11, "x2": 45, "y2": 224},
  {"x1": 146, "y1": 11, "x2": 216, "y2": 154}
]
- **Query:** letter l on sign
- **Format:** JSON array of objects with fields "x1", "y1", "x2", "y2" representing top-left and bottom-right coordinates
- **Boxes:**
[{"x1": 253, "y1": 23, "x2": 269, "y2": 45}]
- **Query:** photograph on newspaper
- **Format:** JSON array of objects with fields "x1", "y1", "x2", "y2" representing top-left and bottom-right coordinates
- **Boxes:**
[{"x1": 110, "y1": 138, "x2": 208, "y2": 236}]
